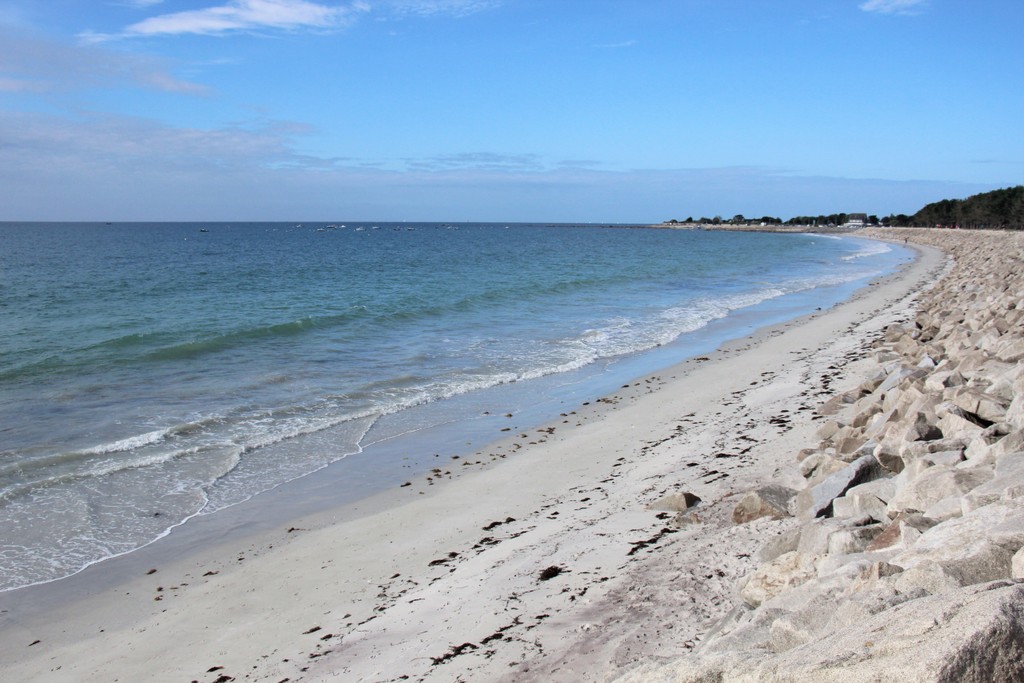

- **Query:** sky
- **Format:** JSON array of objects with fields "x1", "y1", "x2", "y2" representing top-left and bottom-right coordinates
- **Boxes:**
[{"x1": 0, "y1": 0, "x2": 1021, "y2": 222}]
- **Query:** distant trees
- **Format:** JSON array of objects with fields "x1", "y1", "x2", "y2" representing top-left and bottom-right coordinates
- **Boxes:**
[
  {"x1": 881, "y1": 214, "x2": 912, "y2": 227},
  {"x1": 662, "y1": 186, "x2": 1022, "y2": 230},
  {"x1": 911, "y1": 186, "x2": 1023, "y2": 229},
  {"x1": 784, "y1": 213, "x2": 849, "y2": 227}
]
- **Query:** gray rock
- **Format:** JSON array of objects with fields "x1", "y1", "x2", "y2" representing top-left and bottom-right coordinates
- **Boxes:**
[
  {"x1": 648, "y1": 491, "x2": 702, "y2": 512},
  {"x1": 865, "y1": 511, "x2": 928, "y2": 552},
  {"x1": 1013, "y1": 547, "x2": 1024, "y2": 580},
  {"x1": 949, "y1": 387, "x2": 1008, "y2": 424},
  {"x1": 893, "y1": 503, "x2": 1024, "y2": 585},
  {"x1": 827, "y1": 525, "x2": 885, "y2": 555},
  {"x1": 873, "y1": 443, "x2": 905, "y2": 473},
  {"x1": 757, "y1": 526, "x2": 802, "y2": 562},
  {"x1": 961, "y1": 452, "x2": 1024, "y2": 513},
  {"x1": 794, "y1": 454, "x2": 884, "y2": 519},
  {"x1": 886, "y1": 464, "x2": 992, "y2": 516},
  {"x1": 893, "y1": 560, "x2": 964, "y2": 595},
  {"x1": 731, "y1": 485, "x2": 795, "y2": 524},
  {"x1": 739, "y1": 551, "x2": 818, "y2": 608},
  {"x1": 615, "y1": 582, "x2": 1024, "y2": 683},
  {"x1": 799, "y1": 451, "x2": 841, "y2": 479},
  {"x1": 923, "y1": 495, "x2": 965, "y2": 523},
  {"x1": 833, "y1": 478, "x2": 896, "y2": 522},
  {"x1": 901, "y1": 410, "x2": 944, "y2": 442}
]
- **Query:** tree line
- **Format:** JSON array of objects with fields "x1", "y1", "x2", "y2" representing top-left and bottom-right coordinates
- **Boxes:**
[
  {"x1": 664, "y1": 185, "x2": 1023, "y2": 230},
  {"x1": 903, "y1": 185, "x2": 1023, "y2": 229}
]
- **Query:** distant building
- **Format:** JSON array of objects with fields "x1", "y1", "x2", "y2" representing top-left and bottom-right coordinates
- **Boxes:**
[{"x1": 844, "y1": 213, "x2": 868, "y2": 229}]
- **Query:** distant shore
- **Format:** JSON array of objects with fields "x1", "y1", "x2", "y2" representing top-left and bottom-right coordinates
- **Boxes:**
[
  {"x1": 0, "y1": 229, "x2": 947, "y2": 682},
  {"x1": 650, "y1": 221, "x2": 870, "y2": 234}
]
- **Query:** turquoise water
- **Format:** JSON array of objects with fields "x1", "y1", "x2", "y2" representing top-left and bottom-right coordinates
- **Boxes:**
[{"x1": 0, "y1": 222, "x2": 909, "y2": 590}]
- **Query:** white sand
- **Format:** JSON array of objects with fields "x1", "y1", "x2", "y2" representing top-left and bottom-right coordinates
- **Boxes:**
[{"x1": 0, "y1": 237, "x2": 946, "y2": 683}]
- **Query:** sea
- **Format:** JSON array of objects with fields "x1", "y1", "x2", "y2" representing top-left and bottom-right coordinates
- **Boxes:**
[{"x1": 0, "y1": 222, "x2": 911, "y2": 591}]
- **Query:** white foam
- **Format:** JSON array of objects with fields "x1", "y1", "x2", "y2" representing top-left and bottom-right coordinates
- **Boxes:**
[{"x1": 77, "y1": 428, "x2": 169, "y2": 456}]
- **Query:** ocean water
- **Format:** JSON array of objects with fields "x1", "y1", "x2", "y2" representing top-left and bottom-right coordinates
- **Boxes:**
[{"x1": 0, "y1": 222, "x2": 909, "y2": 590}]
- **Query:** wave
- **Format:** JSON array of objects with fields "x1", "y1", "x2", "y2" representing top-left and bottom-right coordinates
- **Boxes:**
[
  {"x1": 142, "y1": 311, "x2": 369, "y2": 362},
  {"x1": 841, "y1": 242, "x2": 892, "y2": 261}
]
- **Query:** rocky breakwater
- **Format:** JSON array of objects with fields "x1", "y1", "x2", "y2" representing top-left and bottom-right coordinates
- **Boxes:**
[{"x1": 618, "y1": 228, "x2": 1024, "y2": 683}]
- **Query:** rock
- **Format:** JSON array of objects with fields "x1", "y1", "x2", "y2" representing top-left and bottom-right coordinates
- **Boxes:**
[
  {"x1": 873, "y1": 444, "x2": 905, "y2": 473},
  {"x1": 757, "y1": 527, "x2": 802, "y2": 562},
  {"x1": 877, "y1": 364, "x2": 927, "y2": 395},
  {"x1": 865, "y1": 511, "x2": 929, "y2": 552},
  {"x1": 1006, "y1": 396, "x2": 1024, "y2": 429},
  {"x1": 816, "y1": 419, "x2": 842, "y2": 442},
  {"x1": 616, "y1": 582, "x2": 1024, "y2": 683},
  {"x1": 892, "y1": 560, "x2": 965, "y2": 595},
  {"x1": 923, "y1": 495, "x2": 965, "y2": 523},
  {"x1": 995, "y1": 337, "x2": 1024, "y2": 363},
  {"x1": 732, "y1": 485, "x2": 796, "y2": 524},
  {"x1": 886, "y1": 464, "x2": 992, "y2": 516},
  {"x1": 857, "y1": 560, "x2": 905, "y2": 584},
  {"x1": 937, "y1": 402, "x2": 989, "y2": 439},
  {"x1": 769, "y1": 599, "x2": 834, "y2": 652},
  {"x1": 826, "y1": 525, "x2": 885, "y2": 555},
  {"x1": 961, "y1": 452, "x2": 1024, "y2": 513},
  {"x1": 794, "y1": 454, "x2": 884, "y2": 519},
  {"x1": 901, "y1": 411, "x2": 943, "y2": 442},
  {"x1": 832, "y1": 478, "x2": 896, "y2": 522},
  {"x1": 924, "y1": 449, "x2": 965, "y2": 468},
  {"x1": 950, "y1": 387, "x2": 1008, "y2": 424},
  {"x1": 796, "y1": 518, "x2": 841, "y2": 556},
  {"x1": 739, "y1": 551, "x2": 818, "y2": 608},
  {"x1": 648, "y1": 491, "x2": 701, "y2": 512},
  {"x1": 925, "y1": 369, "x2": 966, "y2": 393},
  {"x1": 798, "y1": 452, "x2": 845, "y2": 482},
  {"x1": 892, "y1": 503, "x2": 1024, "y2": 585},
  {"x1": 1013, "y1": 547, "x2": 1024, "y2": 580}
]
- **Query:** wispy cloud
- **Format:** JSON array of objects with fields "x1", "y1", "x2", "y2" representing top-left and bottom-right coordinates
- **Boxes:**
[
  {"x1": 0, "y1": 110, "x2": 314, "y2": 176},
  {"x1": 84, "y1": 0, "x2": 369, "y2": 41},
  {"x1": 859, "y1": 0, "x2": 928, "y2": 16},
  {"x1": 595, "y1": 40, "x2": 637, "y2": 49},
  {"x1": 0, "y1": 76, "x2": 48, "y2": 92},
  {"x1": 389, "y1": 0, "x2": 500, "y2": 18},
  {"x1": 0, "y1": 108, "x2": 994, "y2": 221},
  {"x1": 0, "y1": 27, "x2": 208, "y2": 94},
  {"x1": 113, "y1": 0, "x2": 165, "y2": 8},
  {"x1": 403, "y1": 152, "x2": 544, "y2": 172}
]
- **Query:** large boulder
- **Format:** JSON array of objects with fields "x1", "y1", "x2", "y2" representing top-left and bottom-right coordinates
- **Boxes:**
[
  {"x1": 613, "y1": 581, "x2": 1024, "y2": 683},
  {"x1": 793, "y1": 454, "x2": 884, "y2": 519},
  {"x1": 886, "y1": 464, "x2": 992, "y2": 516},
  {"x1": 732, "y1": 485, "x2": 796, "y2": 524},
  {"x1": 739, "y1": 551, "x2": 818, "y2": 608}
]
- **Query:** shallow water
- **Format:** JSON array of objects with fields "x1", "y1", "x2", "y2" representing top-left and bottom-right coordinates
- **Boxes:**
[{"x1": 0, "y1": 222, "x2": 910, "y2": 590}]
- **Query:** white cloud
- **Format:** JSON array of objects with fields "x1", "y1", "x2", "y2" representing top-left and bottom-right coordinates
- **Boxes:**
[
  {"x1": 0, "y1": 27, "x2": 208, "y2": 94},
  {"x1": 0, "y1": 107, "x2": 990, "y2": 222},
  {"x1": 403, "y1": 152, "x2": 544, "y2": 172},
  {"x1": 389, "y1": 0, "x2": 500, "y2": 18},
  {"x1": 88, "y1": 0, "x2": 369, "y2": 40},
  {"x1": 859, "y1": 0, "x2": 928, "y2": 15}
]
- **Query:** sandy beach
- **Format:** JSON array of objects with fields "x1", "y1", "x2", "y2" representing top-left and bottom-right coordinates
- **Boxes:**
[{"x1": 0, "y1": 232, "x2": 947, "y2": 682}]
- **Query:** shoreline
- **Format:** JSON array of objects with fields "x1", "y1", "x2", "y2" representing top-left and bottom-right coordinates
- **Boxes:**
[{"x1": 0, "y1": 234, "x2": 945, "y2": 682}]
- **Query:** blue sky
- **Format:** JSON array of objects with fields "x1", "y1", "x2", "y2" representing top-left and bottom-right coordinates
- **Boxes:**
[{"x1": 1, "y1": 0, "x2": 1021, "y2": 222}]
